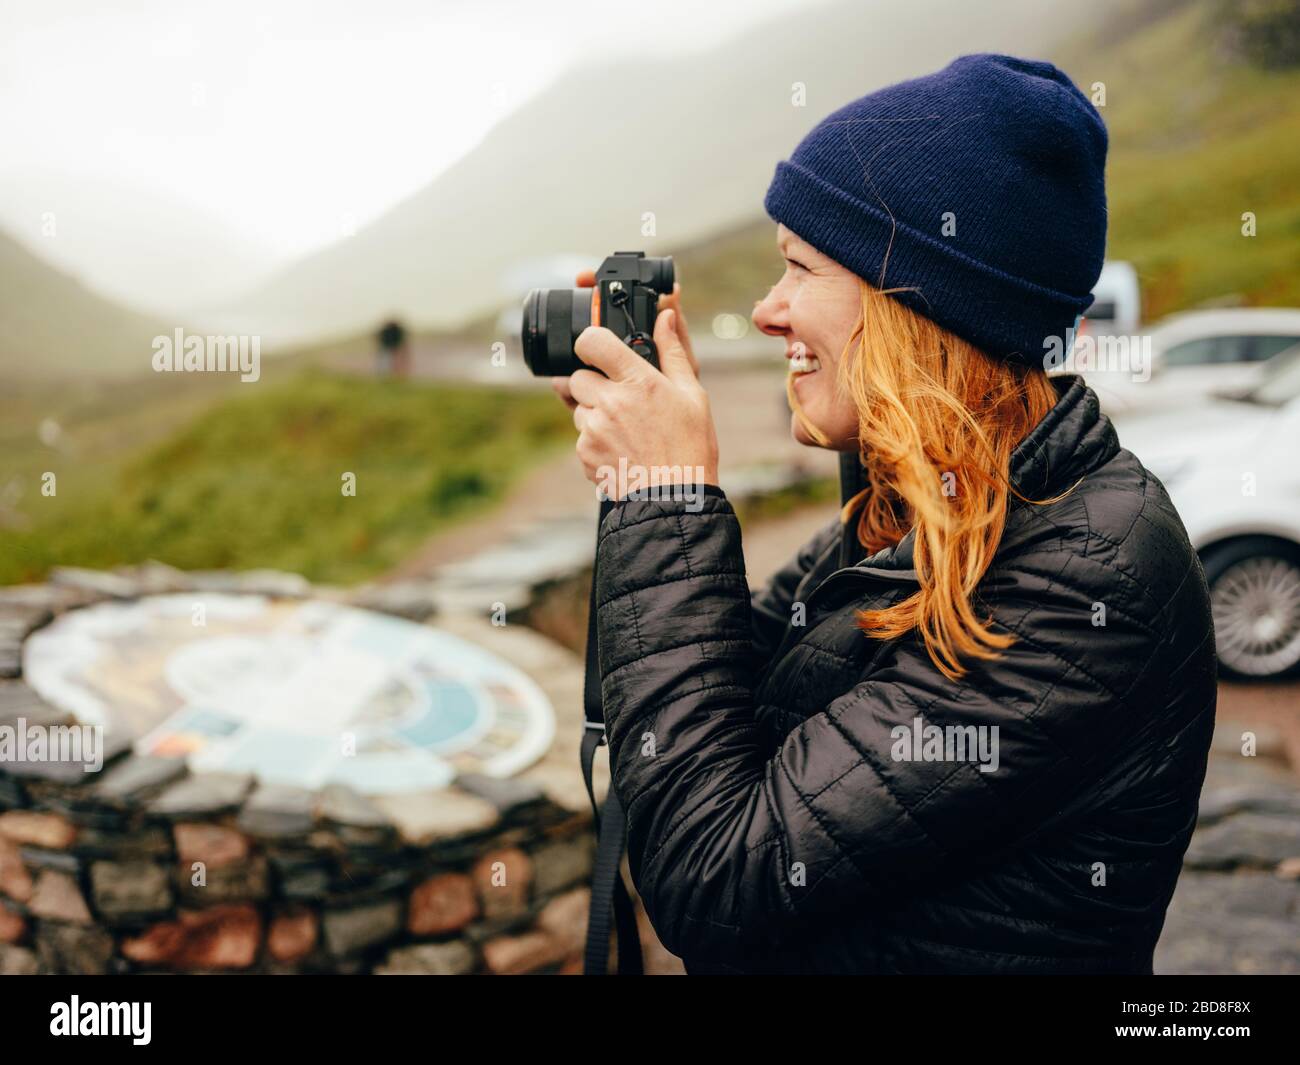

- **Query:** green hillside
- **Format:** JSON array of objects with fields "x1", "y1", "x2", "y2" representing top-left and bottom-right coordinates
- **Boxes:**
[
  {"x1": 0, "y1": 372, "x2": 571, "y2": 585},
  {"x1": 1057, "y1": 0, "x2": 1300, "y2": 317}
]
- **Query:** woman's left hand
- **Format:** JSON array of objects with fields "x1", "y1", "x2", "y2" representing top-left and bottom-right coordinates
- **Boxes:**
[{"x1": 554, "y1": 308, "x2": 720, "y2": 495}]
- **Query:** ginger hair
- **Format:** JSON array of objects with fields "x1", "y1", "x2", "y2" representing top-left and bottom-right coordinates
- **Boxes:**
[{"x1": 787, "y1": 279, "x2": 1065, "y2": 680}]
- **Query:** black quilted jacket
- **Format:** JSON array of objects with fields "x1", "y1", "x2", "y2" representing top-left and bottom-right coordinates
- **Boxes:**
[{"x1": 594, "y1": 375, "x2": 1217, "y2": 974}]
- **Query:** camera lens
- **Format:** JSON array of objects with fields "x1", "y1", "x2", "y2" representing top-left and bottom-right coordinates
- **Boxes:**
[
  {"x1": 521, "y1": 289, "x2": 547, "y2": 374},
  {"x1": 521, "y1": 288, "x2": 592, "y2": 376}
]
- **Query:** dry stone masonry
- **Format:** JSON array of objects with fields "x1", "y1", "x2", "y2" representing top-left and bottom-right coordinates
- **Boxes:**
[{"x1": 0, "y1": 566, "x2": 619, "y2": 975}]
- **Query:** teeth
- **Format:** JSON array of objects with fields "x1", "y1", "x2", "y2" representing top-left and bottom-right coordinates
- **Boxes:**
[{"x1": 789, "y1": 351, "x2": 821, "y2": 374}]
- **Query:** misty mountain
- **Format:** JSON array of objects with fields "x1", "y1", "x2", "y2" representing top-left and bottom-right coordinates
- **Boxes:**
[
  {"x1": 0, "y1": 228, "x2": 166, "y2": 380},
  {"x1": 0, "y1": 169, "x2": 278, "y2": 320},
  {"x1": 204, "y1": 0, "x2": 1121, "y2": 345}
]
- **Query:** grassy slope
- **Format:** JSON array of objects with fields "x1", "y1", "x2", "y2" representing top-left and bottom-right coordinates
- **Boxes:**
[
  {"x1": 0, "y1": 371, "x2": 571, "y2": 585},
  {"x1": 1055, "y1": 0, "x2": 1300, "y2": 318}
]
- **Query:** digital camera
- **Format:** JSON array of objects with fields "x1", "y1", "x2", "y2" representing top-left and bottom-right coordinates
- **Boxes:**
[{"x1": 521, "y1": 251, "x2": 675, "y2": 376}]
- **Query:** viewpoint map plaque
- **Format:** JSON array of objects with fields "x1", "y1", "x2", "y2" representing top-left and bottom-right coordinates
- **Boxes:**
[{"x1": 22, "y1": 595, "x2": 555, "y2": 795}]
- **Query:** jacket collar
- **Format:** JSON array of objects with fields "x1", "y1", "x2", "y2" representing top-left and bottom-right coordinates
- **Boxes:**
[
  {"x1": 837, "y1": 375, "x2": 1116, "y2": 578},
  {"x1": 1007, "y1": 374, "x2": 1118, "y2": 502}
]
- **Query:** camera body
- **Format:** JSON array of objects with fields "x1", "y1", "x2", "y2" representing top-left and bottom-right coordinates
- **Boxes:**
[{"x1": 521, "y1": 251, "x2": 675, "y2": 376}]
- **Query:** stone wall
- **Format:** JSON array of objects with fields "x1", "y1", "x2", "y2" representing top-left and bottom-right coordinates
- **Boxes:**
[{"x1": 0, "y1": 568, "x2": 631, "y2": 976}]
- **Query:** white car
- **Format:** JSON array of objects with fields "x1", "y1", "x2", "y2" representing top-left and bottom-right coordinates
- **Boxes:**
[
  {"x1": 1114, "y1": 346, "x2": 1300, "y2": 679},
  {"x1": 1085, "y1": 307, "x2": 1300, "y2": 416}
]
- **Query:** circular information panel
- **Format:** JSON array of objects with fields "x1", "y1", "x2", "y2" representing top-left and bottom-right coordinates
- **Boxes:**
[{"x1": 22, "y1": 595, "x2": 555, "y2": 795}]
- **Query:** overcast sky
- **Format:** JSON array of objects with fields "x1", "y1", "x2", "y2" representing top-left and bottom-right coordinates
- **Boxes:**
[{"x1": 0, "y1": 0, "x2": 812, "y2": 261}]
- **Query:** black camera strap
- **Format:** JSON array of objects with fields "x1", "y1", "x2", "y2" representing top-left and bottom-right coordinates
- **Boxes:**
[
  {"x1": 579, "y1": 497, "x2": 644, "y2": 975},
  {"x1": 838, "y1": 449, "x2": 868, "y2": 565}
]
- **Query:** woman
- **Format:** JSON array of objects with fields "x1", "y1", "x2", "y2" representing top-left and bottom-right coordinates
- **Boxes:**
[{"x1": 553, "y1": 54, "x2": 1217, "y2": 974}]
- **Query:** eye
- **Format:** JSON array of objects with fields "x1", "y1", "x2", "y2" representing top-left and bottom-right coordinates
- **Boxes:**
[{"x1": 784, "y1": 256, "x2": 808, "y2": 272}]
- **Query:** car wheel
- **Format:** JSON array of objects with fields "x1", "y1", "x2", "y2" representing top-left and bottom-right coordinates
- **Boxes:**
[{"x1": 1202, "y1": 537, "x2": 1300, "y2": 680}]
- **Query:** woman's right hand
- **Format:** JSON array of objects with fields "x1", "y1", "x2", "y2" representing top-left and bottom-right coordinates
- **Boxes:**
[{"x1": 550, "y1": 271, "x2": 698, "y2": 410}]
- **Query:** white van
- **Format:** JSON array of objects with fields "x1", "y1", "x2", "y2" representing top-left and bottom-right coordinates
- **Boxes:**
[{"x1": 1084, "y1": 260, "x2": 1141, "y2": 338}]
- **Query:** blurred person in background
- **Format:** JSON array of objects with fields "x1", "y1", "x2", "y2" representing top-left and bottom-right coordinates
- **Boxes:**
[
  {"x1": 553, "y1": 54, "x2": 1217, "y2": 974},
  {"x1": 375, "y1": 318, "x2": 411, "y2": 378}
]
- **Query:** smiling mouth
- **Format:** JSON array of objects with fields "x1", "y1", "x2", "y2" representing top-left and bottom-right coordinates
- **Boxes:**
[{"x1": 789, "y1": 350, "x2": 822, "y2": 375}]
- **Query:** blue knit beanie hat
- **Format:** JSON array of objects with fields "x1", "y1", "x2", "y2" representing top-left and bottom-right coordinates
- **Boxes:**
[{"x1": 764, "y1": 53, "x2": 1108, "y2": 365}]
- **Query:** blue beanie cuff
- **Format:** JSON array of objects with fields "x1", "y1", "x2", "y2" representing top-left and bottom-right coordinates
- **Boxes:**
[{"x1": 765, "y1": 159, "x2": 1093, "y2": 365}]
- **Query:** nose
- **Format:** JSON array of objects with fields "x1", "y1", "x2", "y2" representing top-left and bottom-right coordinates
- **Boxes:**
[{"x1": 752, "y1": 285, "x2": 789, "y2": 338}]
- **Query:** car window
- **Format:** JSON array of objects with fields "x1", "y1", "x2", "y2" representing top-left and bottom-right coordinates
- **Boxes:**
[
  {"x1": 1248, "y1": 335, "x2": 1300, "y2": 362},
  {"x1": 1162, "y1": 335, "x2": 1253, "y2": 366}
]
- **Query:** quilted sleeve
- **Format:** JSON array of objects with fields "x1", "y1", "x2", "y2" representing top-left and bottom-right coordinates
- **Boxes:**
[
  {"x1": 748, "y1": 514, "x2": 840, "y2": 664},
  {"x1": 594, "y1": 490, "x2": 1191, "y2": 963}
]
